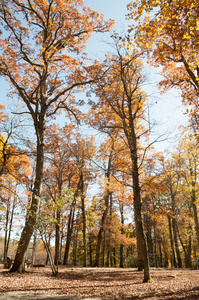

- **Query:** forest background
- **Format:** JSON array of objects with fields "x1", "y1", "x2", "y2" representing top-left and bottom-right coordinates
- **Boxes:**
[{"x1": 0, "y1": 0, "x2": 198, "y2": 286}]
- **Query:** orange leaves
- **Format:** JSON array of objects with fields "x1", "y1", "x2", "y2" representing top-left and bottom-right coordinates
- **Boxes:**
[
  {"x1": 0, "y1": 105, "x2": 8, "y2": 123},
  {"x1": 0, "y1": 0, "x2": 114, "y2": 116},
  {"x1": 127, "y1": 0, "x2": 199, "y2": 129}
]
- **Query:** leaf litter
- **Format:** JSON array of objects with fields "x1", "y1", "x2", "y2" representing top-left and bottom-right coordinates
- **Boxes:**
[{"x1": 0, "y1": 266, "x2": 199, "y2": 299}]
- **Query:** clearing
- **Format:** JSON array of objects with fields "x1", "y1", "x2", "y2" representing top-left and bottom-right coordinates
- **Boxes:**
[{"x1": 0, "y1": 265, "x2": 199, "y2": 299}]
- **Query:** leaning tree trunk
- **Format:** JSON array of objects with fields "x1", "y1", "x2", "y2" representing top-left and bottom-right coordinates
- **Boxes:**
[{"x1": 10, "y1": 123, "x2": 45, "y2": 272}]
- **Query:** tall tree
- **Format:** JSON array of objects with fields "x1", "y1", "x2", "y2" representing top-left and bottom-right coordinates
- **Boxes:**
[
  {"x1": 44, "y1": 123, "x2": 76, "y2": 265},
  {"x1": 176, "y1": 130, "x2": 199, "y2": 249},
  {"x1": 0, "y1": 0, "x2": 113, "y2": 272},
  {"x1": 90, "y1": 37, "x2": 151, "y2": 282}
]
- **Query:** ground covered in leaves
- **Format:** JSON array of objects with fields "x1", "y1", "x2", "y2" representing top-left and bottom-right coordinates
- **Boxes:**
[{"x1": 0, "y1": 265, "x2": 199, "y2": 299}]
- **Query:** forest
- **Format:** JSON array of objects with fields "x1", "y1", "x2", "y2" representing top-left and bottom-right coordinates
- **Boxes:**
[{"x1": 0, "y1": 0, "x2": 199, "y2": 295}]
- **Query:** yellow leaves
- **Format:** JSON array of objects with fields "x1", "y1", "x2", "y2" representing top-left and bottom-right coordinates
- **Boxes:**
[
  {"x1": 145, "y1": 42, "x2": 150, "y2": 49},
  {"x1": 196, "y1": 20, "x2": 199, "y2": 31},
  {"x1": 183, "y1": 32, "x2": 192, "y2": 39}
]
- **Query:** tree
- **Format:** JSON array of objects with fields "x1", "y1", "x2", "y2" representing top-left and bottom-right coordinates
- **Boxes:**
[
  {"x1": 90, "y1": 37, "x2": 151, "y2": 282},
  {"x1": 94, "y1": 138, "x2": 114, "y2": 267},
  {"x1": 0, "y1": 150, "x2": 31, "y2": 265},
  {"x1": 70, "y1": 134, "x2": 96, "y2": 267},
  {"x1": 127, "y1": 0, "x2": 199, "y2": 130},
  {"x1": 160, "y1": 156, "x2": 183, "y2": 268},
  {"x1": 176, "y1": 130, "x2": 199, "y2": 250},
  {"x1": 0, "y1": 0, "x2": 113, "y2": 272},
  {"x1": 44, "y1": 123, "x2": 77, "y2": 266}
]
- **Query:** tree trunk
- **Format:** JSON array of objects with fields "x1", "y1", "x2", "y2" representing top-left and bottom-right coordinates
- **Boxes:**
[
  {"x1": 168, "y1": 216, "x2": 177, "y2": 267},
  {"x1": 54, "y1": 209, "x2": 60, "y2": 266},
  {"x1": 162, "y1": 240, "x2": 169, "y2": 268},
  {"x1": 89, "y1": 233, "x2": 93, "y2": 266},
  {"x1": 113, "y1": 247, "x2": 116, "y2": 267},
  {"x1": 102, "y1": 231, "x2": 106, "y2": 267},
  {"x1": 95, "y1": 154, "x2": 112, "y2": 267},
  {"x1": 120, "y1": 202, "x2": 124, "y2": 268},
  {"x1": 63, "y1": 206, "x2": 75, "y2": 265},
  {"x1": 42, "y1": 233, "x2": 58, "y2": 276},
  {"x1": 154, "y1": 219, "x2": 158, "y2": 267},
  {"x1": 63, "y1": 182, "x2": 79, "y2": 265},
  {"x1": 130, "y1": 136, "x2": 150, "y2": 282},
  {"x1": 191, "y1": 189, "x2": 199, "y2": 247},
  {"x1": 144, "y1": 208, "x2": 154, "y2": 267},
  {"x1": 172, "y1": 217, "x2": 182, "y2": 267},
  {"x1": 189, "y1": 158, "x2": 199, "y2": 248},
  {"x1": 45, "y1": 234, "x2": 51, "y2": 265},
  {"x1": 80, "y1": 171, "x2": 87, "y2": 267},
  {"x1": 159, "y1": 240, "x2": 163, "y2": 267},
  {"x1": 54, "y1": 180, "x2": 62, "y2": 266},
  {"x1": 171, "y1": 193, "x2": 182, "y2": 268},
  {"x1": 31, "y1": 229, "x2": 37, "y2": 266},
  {"x1": 10, "y1": 131, "x2": 44, "y2": 272},
  {"x1": 4, "y1": 198, "x2": 9, "y2": 263},
  {"x1": 73, "y1": 229, "x2": 78, "y2": 266}
]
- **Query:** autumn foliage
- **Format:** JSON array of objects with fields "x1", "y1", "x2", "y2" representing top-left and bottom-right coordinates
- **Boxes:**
[{"x1": 0, "y1": 0, "x2": 199, "y2": 292}]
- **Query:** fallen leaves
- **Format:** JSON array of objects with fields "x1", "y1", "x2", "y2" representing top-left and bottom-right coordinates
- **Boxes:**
[{"x1": 0, "y1": 266, "x2": 199, "y2": 299}]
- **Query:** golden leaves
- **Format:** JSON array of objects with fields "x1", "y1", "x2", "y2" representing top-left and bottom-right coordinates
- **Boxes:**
[{"x1": 127, "y1": 0, "x2": 199, "y2": 127}]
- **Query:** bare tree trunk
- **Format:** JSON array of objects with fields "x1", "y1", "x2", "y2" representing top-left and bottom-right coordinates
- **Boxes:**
[
  {"x1": 95, "y1": 153, "x2": 112, "y2": 267},
  {"x1": 89, "y1": 233, "x2": 93, "y2": 266},
  {"x1": 162, "y1": 240, "x2": 169, "y2": 268},
  {"x1": 120, "y1": 202, "x2": 124, "y2": 268},
  {"x1": 80, "y1": 171, "x2": 87, "y2": 267},
  {"x1": 59, "y1": 220, "x2": 64, "y2": 264},
  {"x1": 191, "y1": 188, "x2": 199, "y2": 247},
  {"x1": 54, "y1": 210, "x2": 60, "y2": 266},
  {"x1": 63, "y1": 183, "x2": 80, "y2": 265},
  {"x1": 102, "y1": 231, "x2": 106, "y2": 267},
  {"x1": 54, "y1": 180, "x2": 63, "y2": 266},
  {"x1": 45, "y1": 234, "x2": 51, "y2": 265},
  {"x1": 159, "y1": 240, "x2": 163, "y2": 267},
  {"x1": 63, "y1": 207, "x2": 75, "y2": 265},
  {"x1": 4, "y1": 198, "x2": 10, "y2": 263},
  {"x1": 189, "y1": 158, "x2": 199, "y2": 248},
  {"x1": 144, "y1": 207, "x2": 154, "y2": 267},
  {"x1": 42, "y1": 233, "x2": 58, "y2": 276},
  {"x1": 172, "y1": 217, "x2": 182, "y2": 267},
  {"x1": 113, "y1": 247, "x2": 116, "y2": 267},
  {"x1": 73, "y1": 229, "x2": 78, "y2": 266},
  {"x1": 168, "y1": 216, "x2": 177, "y2": 267},
  {"x1": 154, "y1": 218, "x2": 158, "y2": 267},
  {"x1": 130, "y1": 136, "x2": 151, "y2": 282},
  {"x1": 31, "y1": 229, "x2": 37, "y2": 266}
]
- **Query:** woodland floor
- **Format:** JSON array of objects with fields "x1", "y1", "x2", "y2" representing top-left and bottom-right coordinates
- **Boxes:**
[{"x1": 0, "y1": 265, "x2": 199, "y2": 299}]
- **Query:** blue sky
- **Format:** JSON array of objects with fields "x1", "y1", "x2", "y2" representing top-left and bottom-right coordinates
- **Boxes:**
[
  {"x1": 0, "y1": 0, "x2": 188, "y2": 153},
  {"x1": 84, "y1": 0, "x2": 188, "y2": 153}
]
